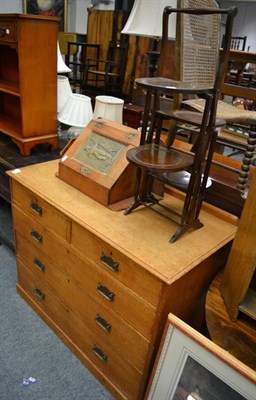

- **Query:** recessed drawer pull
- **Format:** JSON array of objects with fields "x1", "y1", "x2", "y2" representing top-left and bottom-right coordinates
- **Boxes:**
[
  {"x1": 30, "y1": 201, "x2": 42, "y2": 216},
  {"x1": 95, "y1": 314, "x2": 111, "y2": 332},
  {"x1": 100, "y1": 252, "x2": 119, "y2": 272},
  {"x1": 0, "y1": 27, "x2": 10, "y2": 36},
  {"x1": 97, "y1": 283, "x2": 115, "y2": 301},
  {"x1": 33, "y1": 258, "x2": 45, "y2": 272},
  {"x1": 34, "y1": 288, "x2": 45, "y2": 301},
  {"x1": 31, "y1": 230, "x2": 43, "y2": 243},
  {"x1": 92, "y1": 345, "x2": 108, "y2": 362}
]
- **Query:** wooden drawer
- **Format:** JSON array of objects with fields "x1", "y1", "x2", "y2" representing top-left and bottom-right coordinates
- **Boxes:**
[
  {"x1": 0, "y1": 19, "x2": 17, "y2": 42},
  {"x1": 17, "y1": 260, "x2": 143, "y2": 399},
  {"x1": 13, "y1": 207, "x2": 156, "y2": 339},
  {"x1": 16, "y1": 231, "x2": 149, "y2": 372},
  {"x1": 12, "y1": 181, "x2": 70, "y2": 241},
  {"x1": 71, "y1": 221, "x2": 162, "y2": 307}
]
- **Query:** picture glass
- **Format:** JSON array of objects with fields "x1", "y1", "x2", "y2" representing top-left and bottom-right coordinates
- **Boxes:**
[
  {"x1": 172, "y1": 355, "x2": 247, "y2": 400},
  {"x1": 147, "y1": 316, "x2": 255, "y2": 400}
]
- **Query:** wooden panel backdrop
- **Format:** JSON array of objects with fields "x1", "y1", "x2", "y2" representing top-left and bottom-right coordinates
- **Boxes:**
[
  {"x1": 85, "y1": 9, "x2": 176, "y2": 99},
  {"x1": 86, "y1": 8, "x2": 137, "y2": 97}
]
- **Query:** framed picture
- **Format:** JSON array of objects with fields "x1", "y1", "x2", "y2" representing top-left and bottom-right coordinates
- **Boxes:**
[
  {"x1": 146, "y1": 314, "x2": 255, "y2": 400},
  {"x1": 23, "y1": 0, "x2": 67, "y2": 31}
]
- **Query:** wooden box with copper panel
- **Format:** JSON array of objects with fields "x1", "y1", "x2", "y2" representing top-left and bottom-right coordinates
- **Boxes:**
[{"x1": 57, "y1": 118, "x2": 141, "y2": 210}]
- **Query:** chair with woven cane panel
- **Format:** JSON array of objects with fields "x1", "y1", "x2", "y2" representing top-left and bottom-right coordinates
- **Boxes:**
[
  {"x1": 182, "y1": 31, "x2": 255, "y2": 194},
  {"x1": 157, "y1": 0, "x2": 255, "y2": 197},
  {"x1": 123, "y1": 1, "x2": 237, "y2": 244}
]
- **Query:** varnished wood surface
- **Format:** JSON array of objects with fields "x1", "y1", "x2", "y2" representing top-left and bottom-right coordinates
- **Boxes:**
[
  {"x1": 8, "y1": 159, "x2": 240, "y2": 399},
  {"x1": 0, "y1": 14, "x2": 59, "y2": 155},
  {"x1": 220, "y1": 172, "x2": 256, "y2": 321},
  {"x1": 136, "y1": 77, "x2": 213, "y2": 94},
  {"x1": 0, "y1": 13, "x2": 60, "y2": 21},
  {"x1": 57, "y1": 119, "x2": 141, "y2": 208},
  {"x1": 220, "y1": 49, "x2": 256, "y2": 65},
  {"x1": 206, "y1": 271, "x2": 256, "y2": 371},
  {"x1": 7, "y1": 159, "x2": 237, "y2": 284}
]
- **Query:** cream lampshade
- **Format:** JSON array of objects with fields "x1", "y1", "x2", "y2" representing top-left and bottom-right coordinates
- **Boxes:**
[
  {"x1": 93, "y1": 95, "x2": 124, "y2": 124},
  {"x1": 121, "y1": 0, "x2": 177, "y2": 38},
  {"x1": 58, "y1": 94, "x2": 93, "y2": 138},
  {"x1": 57, "y1": 75, "x2": 72, "y2": 113},
  {"x1": 121, "y1": 0, "x2": 177, "y2": 76},
  {"x1": 57, "y1": 41, "x2": 71, "y2": 74}
]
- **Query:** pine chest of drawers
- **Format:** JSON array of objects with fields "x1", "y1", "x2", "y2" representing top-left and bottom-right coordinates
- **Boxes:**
[{"x1": 8, "y1": 160, "x2": 237, "y2": 399}]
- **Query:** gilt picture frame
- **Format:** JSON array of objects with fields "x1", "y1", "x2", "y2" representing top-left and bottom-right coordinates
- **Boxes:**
[
  {"x1": 146, "y1": 314, "x2": 255, "y2": 400},
  {"x1": 23, "y1": 0, "x2": 67, "y2": 31}
]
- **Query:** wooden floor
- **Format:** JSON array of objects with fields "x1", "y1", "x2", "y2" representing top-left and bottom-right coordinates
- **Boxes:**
[{"x1": 206, "y1": 271, "x2": 256, "y2": 371}]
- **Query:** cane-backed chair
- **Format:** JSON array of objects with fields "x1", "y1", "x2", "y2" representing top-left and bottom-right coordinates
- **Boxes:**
[
  {"x1": 183, "y1": 97, "x2": 256, "y2": 193},
  {"x1": 231, "y1": 35, "x2": 247, "y2": 51},
  {"x1": 124, "y1": 1, "x2": 237, "y2": 243},
  {"x1": 182, "y1": 35, "x2": 256, "y2": 191},
  {"x1": 157, "y1": 0, "x2": 255, "y2": 194}
]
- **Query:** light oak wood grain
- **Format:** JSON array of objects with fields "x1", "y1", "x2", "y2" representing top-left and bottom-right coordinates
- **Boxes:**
[{"x1": 8, "y1": 160, "x2": 238, "y2": 400}]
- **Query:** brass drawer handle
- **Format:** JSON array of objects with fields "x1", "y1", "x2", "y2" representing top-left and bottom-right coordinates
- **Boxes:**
[
  {"x1": 100, "y1": 252, "x2": 119, "y2": 272},
  {"x1": 30, "y1": 201, "x2": 42, "y2": 216},
  {"x1": 33, "y1": 258, "x2": 45, "y2": 272},
  {"x1": 92, "y1": 345, "x2": 108, "y2": 362},
  {"x1": 95, "y1": 314, "x2": 111, "y2": 332},
  {"x1": 34, "y1": 288, "x2": 45, "y2": 301},
  {"x1": 31, "y1": 230, "x2": 43, "y2": 243},
  {"x1": 97, "y1": 283, "x2": 115, "y2": 301}
]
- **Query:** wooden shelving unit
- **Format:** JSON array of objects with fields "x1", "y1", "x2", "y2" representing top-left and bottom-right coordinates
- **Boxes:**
[{"x1": 0, "y1": 14, "x2": 59, "y2": 155}]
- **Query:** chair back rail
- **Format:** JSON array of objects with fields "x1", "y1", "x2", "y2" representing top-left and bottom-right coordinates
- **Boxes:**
[{"x1": 221, "y1": 49, "x2": 256, "y2": 102}]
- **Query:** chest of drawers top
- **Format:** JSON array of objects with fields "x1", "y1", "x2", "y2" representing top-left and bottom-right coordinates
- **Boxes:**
[
  {"x1": 8, "y1": 159, "x2": 239, "y2": 400},
  {"x1": 0, "y1": 14, "x2": 60, "y2": 44},
  {"x1": 8, "y1": 160, "x2": 237, "y2": 285}
]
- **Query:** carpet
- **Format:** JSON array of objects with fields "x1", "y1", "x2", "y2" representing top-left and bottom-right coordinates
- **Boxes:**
[{"x1": 0, "y1": 242, "x2": 113, "y2": 400}]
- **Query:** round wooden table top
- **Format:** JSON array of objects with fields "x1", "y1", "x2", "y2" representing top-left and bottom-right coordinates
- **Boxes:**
[{"x1": 205, "y1": 270, "x2": 256, "y2": 371}]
